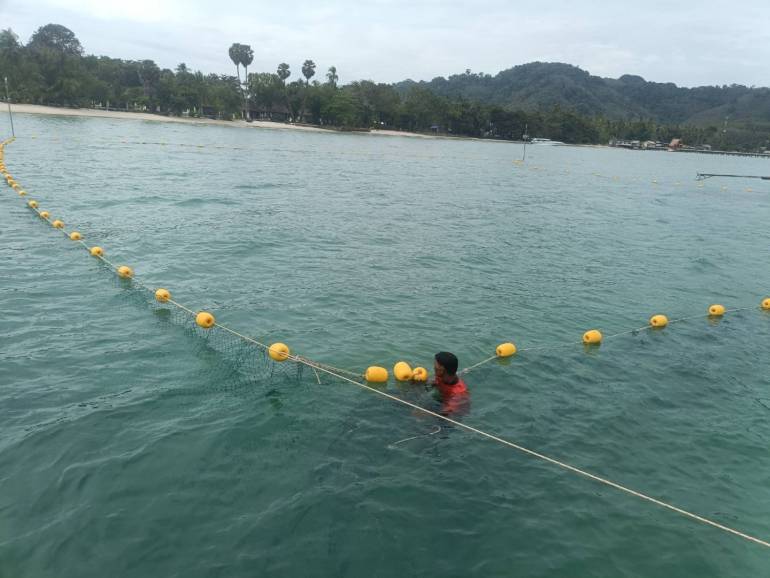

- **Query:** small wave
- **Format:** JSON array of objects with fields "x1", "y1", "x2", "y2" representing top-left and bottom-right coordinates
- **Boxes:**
[{"x1": 174, "y1": 197, "x2": 235, "y2": 207}]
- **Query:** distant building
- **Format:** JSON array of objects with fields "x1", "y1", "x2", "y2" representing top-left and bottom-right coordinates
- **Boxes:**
[
  {"x1": 669, "y1": 138, "x2": 683, "y2": 150},
  {"x1": 609, "y1": 139, "x2": 640, "y2": 149}
]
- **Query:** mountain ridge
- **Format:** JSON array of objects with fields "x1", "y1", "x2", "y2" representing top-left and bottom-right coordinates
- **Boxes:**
[{"x1": 393, "y1": 62, "x2": 770, "y2": 126}]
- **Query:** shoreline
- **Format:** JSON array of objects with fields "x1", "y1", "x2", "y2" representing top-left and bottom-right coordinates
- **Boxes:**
[{"x1": 6, "y1": 103, "x2": 441, "y2": 140}]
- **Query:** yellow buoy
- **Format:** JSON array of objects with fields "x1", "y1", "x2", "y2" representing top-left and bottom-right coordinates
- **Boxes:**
[
  {"x1": 268, "y1": 342, "x2": 291, "y2": 362},
  {"x1": 365, "y1": 366, "x2": 388, "y2": 383},
  {"x1": 649, "y1": 314, "x2": 668, "y2": 328},
  {"x1": 496, "y1": 342, "x2": 517, "y2": 357},
  {"x1": 117, "y1": 265, "x2": 133, "y2": 278},
  {"x1": 582, "y1": 329, "x2": 603, "y2": 345},
  {"x1": 90, "y1": 246, "x2": 104, "y2": 257},
  {"x1": 195, "y1": 311, "x2": 215, "y2": 329},
  {"x1": 393, "y1": 361, "x2": 413, "y2": 381},
  {"x1": 762, "y1": 298, "x2": 770, "y2": 310},
  {"x1": 11, "y1": 183, "x2": 20, "y2": 191},
  {"x1": 18, "y1": 190, "x2": 26, "y2": 196},
  {"x1": 155, "y1": 288, "x2": 171, "y2": 303},
  {"x1": 69, "y1": 231, "x2": 82, "y2": 241},
  {"x1": 39, "y1": 211, "x2": 50, "y2": 219},
  {"x1": 28, "y1": 200, "x2": 38, "y2": 209},
  {"x1": 52, "y1": 219, "x2": 64, "y2": 229},
  {"x1": 708, "y1": 304, "x2": 725, "y2": 317},
  {"x1": 412, "y1": 367, "x2": 429, "y2": 382}
]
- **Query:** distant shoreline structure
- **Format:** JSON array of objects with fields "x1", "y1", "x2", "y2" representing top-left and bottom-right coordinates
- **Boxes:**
[
  {"x1": 609, "y1": 138, "x2": 770, "y2": 159},
  {"x1": 22, "y1": 104, "x2": 763, "y2": 156}
]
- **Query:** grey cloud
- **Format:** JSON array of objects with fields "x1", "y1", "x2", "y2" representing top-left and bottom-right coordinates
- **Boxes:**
[{"x1": 2, "y1": 0, "x2": 769, "y2": 87}]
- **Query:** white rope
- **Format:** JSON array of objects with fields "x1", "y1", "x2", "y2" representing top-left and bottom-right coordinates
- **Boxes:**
[
  {"x1": 462, "y1": 309, "x2": 757, "y2": 376},
  {"x1": 388, "y1": 425, "x2": 442, "y2": 448},
  {"x1": 7, "y1": 144, "x2": 770, "y2": 549},
  {"x1": 305, "y1": 358, "x2": 770, "y2": 549}
]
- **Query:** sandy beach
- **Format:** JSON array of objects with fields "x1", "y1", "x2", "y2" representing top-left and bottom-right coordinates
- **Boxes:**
[{"x1": 8, "y1": 103, "x2": 434, "y2": 139}]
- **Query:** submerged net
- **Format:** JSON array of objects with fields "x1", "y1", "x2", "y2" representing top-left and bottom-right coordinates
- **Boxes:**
[
  {"x1": 108, "y1": 271, "x2": 357, "y2": 391},
  {"x1": 5, "y1": 137, "x2": 770, "y2": 549}
]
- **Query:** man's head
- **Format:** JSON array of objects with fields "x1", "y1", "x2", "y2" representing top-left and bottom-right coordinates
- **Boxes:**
[{"x1": 434, "y1": 351, "x2": 458, "y2": 380}]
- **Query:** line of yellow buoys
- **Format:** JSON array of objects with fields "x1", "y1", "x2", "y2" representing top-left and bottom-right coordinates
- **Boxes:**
[
  {"x1": 2, "y1": 138, "x2": 769, "y2": 386},
  {"x1": 7, "y1": 137, "x2": 770, "y2": 549}
]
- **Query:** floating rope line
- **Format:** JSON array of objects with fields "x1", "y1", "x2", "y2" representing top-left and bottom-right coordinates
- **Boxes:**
[
  {"x1": 696, "y1": 172, "x2": 770, "y2": 181},
  {"x1": 3, "y1": 138, "x2": 770, "y2": 549},
  {"x1": 461, "y1": 309, "x2": 758, "y2": 376}
]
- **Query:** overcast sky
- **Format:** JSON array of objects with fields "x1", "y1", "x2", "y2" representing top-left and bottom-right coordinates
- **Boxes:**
[{"x1": 1, "y1": 0, "x2": 768, "y2": 87}]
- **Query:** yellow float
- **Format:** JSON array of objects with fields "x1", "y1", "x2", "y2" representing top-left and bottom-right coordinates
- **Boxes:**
[
  {"x1": 195, "y1": 311, "x2": 215, "y2": 328},
  {"x1": 649, "y1": 314, "x2": 668, "y2": 328},
  {"x1": 762, "y1": 298, "x2": 770, "y2": 311},
  {"x1": 393, "y1": 361, "x2": 413, "y2": 381},
  {"x1": 582, "y1": 329, "x2": 602, "y2": 345},
  {"x1": 90, "y1": 246, "x2": 104, "y2": 257},
  {"x1": 155, "y1": 288, "x2": 171, "y2": 302},
  {"x1": 28, "y1": 200, "x2": 38, "y2": 209},
  {"x1": 365, "y1": 366, "x2": 388, "y2": 383},
  {"x1": 52, "y1": 220, "x2": 64, "y2": 229},
  {"x1": 412, "y1": 367, "x2": 429, "y2": 382},
  {"x1": 69, "y1": 231, "x2": 82, "y2": 241},
  {"x1": 117, "y1": 265, "x2": 133, "y2": 278},
  {"x1": 268, "y1": 342, "x2": 290, "y2": 362},
  {"x1": 39, "y1": 211, "x2": 49, "y2": 219},
  {"x1": 708, "y1": 304, "x2": 725, "y2": 317},
  {"x1": 496, "y1": 342, "x2": 517, "y2": 357}
]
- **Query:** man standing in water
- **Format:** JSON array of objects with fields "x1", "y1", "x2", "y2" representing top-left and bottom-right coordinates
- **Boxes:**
[{"x1": 432, "y1": 352, "x2": 469, "y2": 416}]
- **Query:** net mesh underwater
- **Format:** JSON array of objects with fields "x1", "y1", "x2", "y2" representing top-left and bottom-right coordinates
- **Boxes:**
[{"x1": 3, "y1": 135, "x2": 770, "y2": 550}]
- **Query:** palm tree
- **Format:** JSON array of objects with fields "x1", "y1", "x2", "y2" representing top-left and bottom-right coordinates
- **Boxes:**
[
  {"x1": 299, "y1": 60, "x2": 316, "y2": 122},
  {"x1": 241, "y1": 45, "x2": 254, "y2": 80},
  {"x1": 228, "y1": 43, "x2": 244, "y2": 118},
  {"x1": 277, "y1": 63, "x2": 291, "y2": 120},
  {"x1": 240, "y1": 44, "x2": 253, "y2": 120},
  {"x1": 277, "y1": 62, "x2": 290, "y2": 83},
  {"x1": 301, "y1": 59, "x2": 316, "y2": 86},
  {"x1": 326, "y1": 66, "x2": 338, "y2": 88},
  {"x1": 228, "y1": 43, "x2": 242, "y2": 86}
]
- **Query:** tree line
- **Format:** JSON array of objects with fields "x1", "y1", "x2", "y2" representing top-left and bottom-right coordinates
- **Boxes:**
[{"x1": 0, "y1": 24, "x2": 765, "y2": 150}]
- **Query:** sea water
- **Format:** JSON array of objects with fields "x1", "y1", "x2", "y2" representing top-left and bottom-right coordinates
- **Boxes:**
[{"x1": 1, "y1": 113, "x2": 769, "y2": 577}]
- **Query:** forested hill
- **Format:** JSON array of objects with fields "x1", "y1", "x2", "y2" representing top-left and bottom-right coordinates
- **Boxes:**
[
  {"x1": 2, "y1": 23, "x2": 769, "y2": 150},
  {"x1": 395, "y1": 62, "x2": 770, "y2": 125}
]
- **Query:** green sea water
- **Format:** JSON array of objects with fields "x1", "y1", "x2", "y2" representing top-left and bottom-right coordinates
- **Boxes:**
[{"x1": 1, "y1": 113, "x2": 769, "y2": 577}]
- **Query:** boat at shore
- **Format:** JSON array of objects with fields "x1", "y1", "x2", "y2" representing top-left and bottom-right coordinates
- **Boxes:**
[{"x1": 530, "y1": 138, "x2": 564, "y2": 145}]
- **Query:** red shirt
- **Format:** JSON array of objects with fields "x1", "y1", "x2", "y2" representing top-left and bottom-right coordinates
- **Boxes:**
[
  {"x1": 434, "y1": 376, "x2": 468, "y2": 396},
  {"x1": 434, "y1": 377, "x2": 469, "y2": 416}
]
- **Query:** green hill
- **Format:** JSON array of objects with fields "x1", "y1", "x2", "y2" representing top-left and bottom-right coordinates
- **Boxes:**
[{"x1": 395, "y1": 62, "x2": 770, "y2": 126}]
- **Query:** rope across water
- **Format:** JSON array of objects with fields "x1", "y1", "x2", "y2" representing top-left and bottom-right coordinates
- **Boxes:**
[{"x1": 2, "y1": 137, "x2": 770, "y2": 550}]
